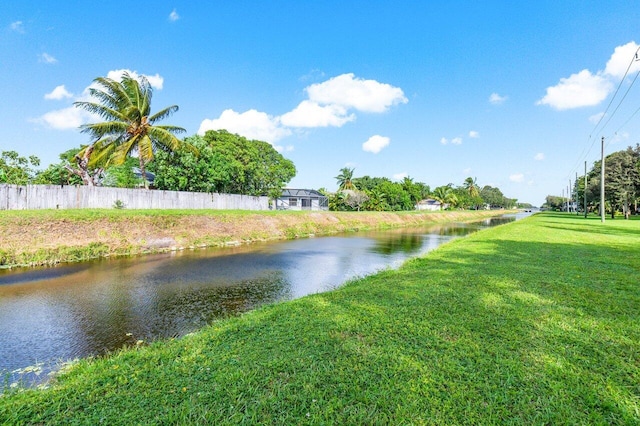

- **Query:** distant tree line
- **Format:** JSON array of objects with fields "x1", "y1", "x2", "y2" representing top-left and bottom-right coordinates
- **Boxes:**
[
  {"x1": 545, "y1": 144, "x2": 640, "y2": 218},
  {"x1": 0, "y1": 128, "x2": 296, "y2": 201},
  {"x1": 325, "y1": 167, "x2": 516, "y2": 211}
]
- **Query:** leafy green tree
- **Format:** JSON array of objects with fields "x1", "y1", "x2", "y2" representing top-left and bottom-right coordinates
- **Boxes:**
[
  {"x1": 0, "y1": 151, "x2": 40, "y2": 184},
  {"x1": 401, "y1": 176, "x2": 423, "y2": 206},
  {"x1": 586, "y1": 146, "x2": 640, "y2": 218},
  {"x1": 34, "y1": 149, "x2": 84, "y2": 185},
  {"x1": 102, "y1": 157, "x2": 142, "y2": 188},
  {"x1": 480, "y1": 185, "x2": 514, "y2": 208},
  {"x1": 543, "y1": 195, "x2": 565, "y2": 211},
  {"x1": 151, "y1": 131, "x2": 296, "y2": 197},
  {"x1": 377, "y1": 180, "x2": 413, "y2": 211},
  {"x1": 452, "y1": 187, "x2": 473, "y2": 209},
  {"x1": 74, "y1": 72, "x2": 191, "y2": 188},
  {"x1": 364, "y1": 188, "x2": 388, "y2": 211}
]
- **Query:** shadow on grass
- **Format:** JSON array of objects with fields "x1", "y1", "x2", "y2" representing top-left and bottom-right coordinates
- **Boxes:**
[{"x1": 304, "y1": 226, "x2": 640, "y2": 423}]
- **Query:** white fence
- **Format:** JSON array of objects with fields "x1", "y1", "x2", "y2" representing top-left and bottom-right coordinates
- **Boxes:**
[{"x1": 0, "y1": 184, "x2": 269, "y2": 210}]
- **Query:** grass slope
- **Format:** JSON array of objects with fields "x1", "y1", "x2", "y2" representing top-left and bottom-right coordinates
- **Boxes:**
[{"x1": 1, "y1": 212, "x2": 638, "y2": 424}]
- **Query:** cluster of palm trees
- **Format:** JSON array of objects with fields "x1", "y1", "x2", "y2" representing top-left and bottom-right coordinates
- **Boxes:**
[
  {"x1": 334, "y1": 168, "x2": 485, "y2": 211},
  {"x1": 72, "y1": 72, "x2": 192, "y2": 188}
]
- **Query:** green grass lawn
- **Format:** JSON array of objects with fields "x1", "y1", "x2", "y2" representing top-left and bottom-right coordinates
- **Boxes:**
[{"x1": 1, "y1": 212, "x2": 638, "y2": 424}]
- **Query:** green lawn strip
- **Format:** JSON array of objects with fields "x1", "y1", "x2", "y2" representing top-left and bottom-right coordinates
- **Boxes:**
[{"x1": 1, "y1": 212, "x2": 638, "y2": 424}]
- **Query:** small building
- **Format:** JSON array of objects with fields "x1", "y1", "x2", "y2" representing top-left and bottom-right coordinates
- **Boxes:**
[
  {"x1": 276, "y1": 189, "x2": 329, "y2": 211},
  {"x1": 416, "y1": 198, "x2": 446, "y2": 211}
]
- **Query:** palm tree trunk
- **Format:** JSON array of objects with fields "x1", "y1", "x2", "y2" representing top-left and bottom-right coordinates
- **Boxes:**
[
  {"x1": 65, "y1": 144, "x2": 97, "y2": 186},
  {"x1": 139, "y1": 157, "x2": 149, "y2": 189}
]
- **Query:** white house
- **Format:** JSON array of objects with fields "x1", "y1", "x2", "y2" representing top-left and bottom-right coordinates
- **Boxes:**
[
  {"x1": 415, "y1": 198, "x2": 446, "y2": 211},
  {"x1": 276, "y1": 189, "x2": 329, "y2": 211}
]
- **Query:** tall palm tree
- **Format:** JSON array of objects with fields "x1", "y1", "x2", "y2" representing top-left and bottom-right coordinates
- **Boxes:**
[
  {"x1": 335, "y1": 167, "x2": 356, "y2": 190},
  {"x1": 74, "y1": 72, "x2": 190, "y2": 188},
  {"x1": 463, "y1": 176, "x2": 480, "y2": 198}
]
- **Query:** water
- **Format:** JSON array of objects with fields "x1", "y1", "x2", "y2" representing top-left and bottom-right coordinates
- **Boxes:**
[{"x1": 0, "y1": 214, "x2": 523, "y2": 385}]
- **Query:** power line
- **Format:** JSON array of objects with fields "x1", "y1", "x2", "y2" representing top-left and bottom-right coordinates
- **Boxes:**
[
  {"x1": 590, "y1": 46, "x2": 640, "y2": 138},
  {"x1": 603, "y1": 69, "x2": 640, "y2": 139},
  {"x1": 564, "y1": 46, "x2": 640, "y2": 181}
]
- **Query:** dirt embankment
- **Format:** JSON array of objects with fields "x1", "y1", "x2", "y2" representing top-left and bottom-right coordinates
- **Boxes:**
[{"x1": 0, "y1": 210, "x2": 508, "y2": 268}]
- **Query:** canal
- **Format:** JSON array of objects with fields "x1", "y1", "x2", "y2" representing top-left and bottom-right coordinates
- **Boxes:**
[{"x1": 0, "y1": 214, "x2": 523, "y2": 384}]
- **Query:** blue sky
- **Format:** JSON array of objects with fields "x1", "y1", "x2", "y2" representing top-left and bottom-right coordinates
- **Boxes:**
[{"x1": 3, "y1": 1, "x2": 640, "y2": 206}]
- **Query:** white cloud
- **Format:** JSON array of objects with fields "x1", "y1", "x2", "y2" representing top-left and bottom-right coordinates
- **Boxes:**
[
  {"x1": 362, "y1": 135, "x2": 390, "y2": 154},
  {"x1": 604, "y1": 41, "x2": 640, "y2": 79},
  {"x1": 10, "y1": 21, "x2": 24, "y2": 33},
  {"x1": 305, "y1": 73, "x2": 407, "y2": 113},
  {"x1": 33, "y1": 106, "x2": 93, "y2": 130},
  {"x1": 198, "y1": 109, "x2": 291, "y2": 143},
  {"x1": 105, "y1": 69, "x2": 164, "y2": 90},
  {"x1": 509, "y1": 173, "x2": 524, "y2": 183},
  {"x1": 44, "y1": 85, "x2": 73, "y2": 100},
  {"x1": 197, "y1": 73, "x2": 406, "y2": 143},
  {"x1": 469, "y1": 130, "x2": 479, "y2": 138},
  {"x1": 589, "y1": 112, "x2": 605, "y2": 124},
  {"x1": 536, "y1": 69, "x2": 612, "y2": 110},
  {"x1": 169, "y1": 9, "x2": 180, "y2": 21},
  {"x1": 489, "y1": 93, "x2": 507, "y2": 105},
  {"x1": 537, "y1": 41, "x2": 640, "y2": 111},
  {"x1": 534, "y1": 153, "x2": 545, "y2": 161},
  {"x1": 280, "y1": 100, "x2": 355, "y2": 128},
  {"x1": 440, "y1": 136, "x2": 462, "y2": 145},
  {"x1": 393, "y1": 172, "x2": 408, "y2": 180},
  {"x1": 299, "y1": 69, "x2": 326, "y2": 82},
  {"x1": 39, "y1": 53, "x2": 57, "y2": 64},
  {"x1": 274, "y1": 145, "x2": 294, "y2": 153}
]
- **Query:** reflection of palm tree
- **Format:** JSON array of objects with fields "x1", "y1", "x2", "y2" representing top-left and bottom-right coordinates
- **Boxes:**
[
  {"x1": 335, "y1": 167, "x2": 356, "y2": 190},
  {"x1": 432, "y1": 186, "x2": 457, "y2": 210},
  {"x1": 74, "y1": 72, "x2": 191, "y2": 188}
]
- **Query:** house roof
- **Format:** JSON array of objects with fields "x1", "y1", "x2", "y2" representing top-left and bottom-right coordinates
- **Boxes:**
[
  {"x1": 281, "y1": 188, "x2": 326, "y2": 198},
  {"x1": 417, "y1": 198, "x2": 442, "y2": 205}
]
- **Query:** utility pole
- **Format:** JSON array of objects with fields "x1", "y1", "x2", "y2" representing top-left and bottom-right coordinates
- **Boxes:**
[
  {"x1": 601, "y1": 136, "x2": 605, "y2": 223},
  {"x1": 569, "y1": 180, "x2": 572, "y2": 212},
  {"x1": 562, "y1": 188, "x2": 565, "y2": 212},
  {"x1": 576, "y1": 172, "x2": 579, "y2": 216},
  {"x1": 584, "y1": 161, "x2": 588, "y2": 219}
]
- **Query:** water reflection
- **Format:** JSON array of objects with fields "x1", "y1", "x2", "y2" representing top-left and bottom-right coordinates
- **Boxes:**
[{"x1": 0, "y1": 215, "x2": 520, "y2": 385}]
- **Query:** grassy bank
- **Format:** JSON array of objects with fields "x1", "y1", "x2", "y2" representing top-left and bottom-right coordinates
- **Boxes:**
[
  {"x1": 1, "y1": 212, "x2": 639, "y2": 424},
  {"x1": 0, "y1": 209, "x2": 506, "y2": 268}
]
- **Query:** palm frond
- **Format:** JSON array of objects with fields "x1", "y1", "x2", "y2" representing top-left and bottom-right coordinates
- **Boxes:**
[
  {"x1": 110, "y1": 136, "x2": 140, "y2": 165},
  {"x1": 148, "y1": 105, "x2": 179, "y2": 124},
  {"x1": 78, "y1": 121, "x2": 128, "y2": 139},
  {"x1": 147, "y1": 127, "x2": 183, "y2": 149},
  {"x1": 137, "y1": 135, "x2": 155, "y2": 163},
  {"x1": 74, "y1": 102, "x2": 128, "y2": 123}
]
